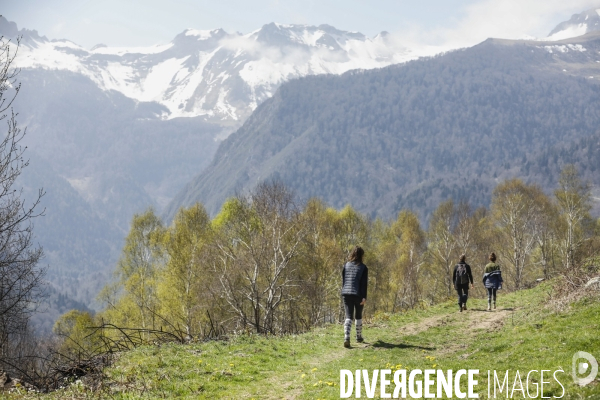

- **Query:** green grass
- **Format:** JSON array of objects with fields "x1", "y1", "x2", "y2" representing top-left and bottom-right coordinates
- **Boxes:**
[{"x1": 5, "y1": 284, "x2": 600, "y2": 399}]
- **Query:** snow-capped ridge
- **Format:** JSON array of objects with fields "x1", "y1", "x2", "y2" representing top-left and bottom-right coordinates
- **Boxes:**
[
  {"x1": 184, "y1": 28, "x2": 226, "y2": 40},
  {"x1": 546, "y1": 8, "x2": 600, "y2": 41},
  {"x1": 7, "y1": 17, "x2": 415, "y2": 126}
]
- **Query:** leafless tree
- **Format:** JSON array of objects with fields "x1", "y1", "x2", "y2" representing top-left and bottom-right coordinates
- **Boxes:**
[
  {"x1": 427, "y1": 200, "x2": 458, "y2": 297},
  {"x1": 212, "y1": 181, "x2": 306, "y2": 334},
  {"x1": 491, "y1": 179, "x2": 541, "y2": 290},
  {"x1": 555, "y1": 165, "x2": 592, "y2": 271},
  {"x1": 0, "y1": 35, "x2": 45, "y2": 368}
]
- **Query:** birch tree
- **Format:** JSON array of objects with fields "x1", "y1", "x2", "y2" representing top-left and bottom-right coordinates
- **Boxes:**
[
  {"x1": 212, "y1": 182, "x2": 306, "y2": 333},
  {"x1": 159, "y1": 204, "x2": 212, "y2": 339},
  {"x1": 555, "y1": 165, "x2": 592, "y2": 271},
  {"x1": 427, "y1": 200, "x2": 457, "y2": 296},
  {"x1": 101, "y1": 209, "x2": 162, "y2": 331},
  {"x1": 491, "y1": 179, "x2": 543, "y2": 289}
]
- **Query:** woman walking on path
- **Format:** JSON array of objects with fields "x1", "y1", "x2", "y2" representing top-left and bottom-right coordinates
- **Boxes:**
[
  {"x1": 341, "y1": 246, "x2": 369, "y2": 348},
  {"x1": 483, "y1": 252, "x2": 503, "y2": 311},
  {"x1": 453, "y1": 254, "x2": 474, "y2": 312}
]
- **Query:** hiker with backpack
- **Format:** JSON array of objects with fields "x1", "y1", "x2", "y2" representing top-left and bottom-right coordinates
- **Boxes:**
[
  {"x1": 483, "y1": 252, "x2": 503, "y2": 311},
  {"x1": 341, "y1": 246, "x2": 369, "y2": 348},
  {"x1": 453, "y1": 254, "x2": 474, "y2": 312}
]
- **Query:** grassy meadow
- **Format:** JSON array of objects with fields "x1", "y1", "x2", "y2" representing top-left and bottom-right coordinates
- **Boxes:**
[{"x1": 4, "y1": 283, "x2": 600, "y2": 399}]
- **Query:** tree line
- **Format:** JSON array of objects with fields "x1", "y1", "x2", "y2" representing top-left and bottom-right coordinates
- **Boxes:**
[{"x1": 55, "y1": 165, "x2": 599, "y2": 350}]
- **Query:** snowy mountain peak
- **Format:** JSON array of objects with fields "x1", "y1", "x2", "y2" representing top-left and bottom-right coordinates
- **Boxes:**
[
  {"x1": 248, "y1": 23, "x2": 369, "y2": 48},
  {"x1": 4, "y1": 17, "x2": 414, "y2": 128},
  {"x1": 547, "y1": 8, "x2": 600, "y2": 41},
  {"x1": 184, "y1": 28, "x2": 225, "y2": 39}
]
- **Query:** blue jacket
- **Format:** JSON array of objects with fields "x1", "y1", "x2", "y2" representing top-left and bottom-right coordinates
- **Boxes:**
[{"x1": 482, "y1": 263, "x2": 503, "y2": 289}]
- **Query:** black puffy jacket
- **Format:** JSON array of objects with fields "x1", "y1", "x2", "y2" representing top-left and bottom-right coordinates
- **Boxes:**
[{"x1": 341, "y1": 262, "x2": 368, "y2": 299}]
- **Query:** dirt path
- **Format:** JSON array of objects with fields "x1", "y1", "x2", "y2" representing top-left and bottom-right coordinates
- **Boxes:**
[
  {"x1": 466, "y1": 307, "x2": 513, "y2": 332},
  {"x1": 275, "y1": 306, "x2": 517, "y2": 398},
  {"x1": 399, "y1": 314, "x2": 454, "y2": 336},
  {"x1": 395, "y1": 306, "x2": 516, "y2": 361},
  {"x1": 399, "y1": 306, "x2": 515, "y2": 336}
]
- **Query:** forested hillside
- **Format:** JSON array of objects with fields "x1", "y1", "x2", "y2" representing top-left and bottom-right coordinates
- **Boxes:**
[
  {"x1": 13, "y1": 70, "x2": 222, "y2": 313},
  {"x1": 167, "y1": 32, "x2": 600, "y2": 222},
  {"x1": 15, "y1": 70, "x2": 223, "y2": 228},
  {"x1": 19, "y1": 154, "x2": 119, "y2": 310}
]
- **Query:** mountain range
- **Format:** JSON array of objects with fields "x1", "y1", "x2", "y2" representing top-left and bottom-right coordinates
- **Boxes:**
[
  {"x1": 9, "y1": 19, "x2": 413, "y2": 127},
  {"x1": 1, "y1": 8, "x2": 599, "y2": 328},
  {"x1": 165, "y1": 31, "x2": 600, "y2": 222}
]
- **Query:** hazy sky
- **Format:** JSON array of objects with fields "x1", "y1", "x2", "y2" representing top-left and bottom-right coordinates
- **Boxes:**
[{"x1": 2, "y1": 0, "x2": 599, "y2": 49}]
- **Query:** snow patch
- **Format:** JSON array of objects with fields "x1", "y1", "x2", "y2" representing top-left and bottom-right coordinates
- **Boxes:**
[
  {"x1": 91, "y1": 43, "x2": 173, "y2": 55},
  {"x1": 185, "y1": 29, "x2": 217, "y2": 39},
  {"x1": 143, "y1": 57, "x2": 190, "y2": 101},
  {"x1": 215, "y1": 88, "x2": 238, "y2": 120},
  {"x1": 546, "y1": 24, "x2": 588, "y2": 41},
  {"x1": 16, "y1": 40, "x2": 86, "y2": 72},
  {"x1": 540, "y1": 44, "x2": 586, "y2": 53},
  {"x1": 162, "y1": 48, "x2": 223, "y2": 118},
  {"x1": 66, "y1": 177, "x2": 94, "y2": 202}
]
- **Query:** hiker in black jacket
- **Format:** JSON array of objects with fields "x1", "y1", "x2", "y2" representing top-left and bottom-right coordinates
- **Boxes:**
[
  {"x1": 341, "y1": 246, "x2": 368, "y2": 348},
  {"x1": 453, "y1": 254, "x2": 474, "y2": 312}
]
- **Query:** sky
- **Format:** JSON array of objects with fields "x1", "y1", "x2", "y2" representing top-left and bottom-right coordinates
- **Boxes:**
[{"x1": 2, "y1": 0, "x2": 599, "y2": 49}]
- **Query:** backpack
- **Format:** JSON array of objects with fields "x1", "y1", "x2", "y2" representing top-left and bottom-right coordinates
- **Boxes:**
[{"x1": 456, "y1": 264, "x2": 469, "y2": 285}]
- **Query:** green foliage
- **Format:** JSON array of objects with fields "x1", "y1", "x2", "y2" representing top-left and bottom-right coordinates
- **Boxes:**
[
  {"x1": 93, "y1": 168, "x2": 598, "y2": 342},
  {"x1": 158, "y1": 204, "x2": 213, "y2": 338},
  {"x1": 53, "y1": 310, "x2": 102, "y2": 357},
  {"x1": 99, "y1": 209, "x2": 163, "y2": 331},
  {"x1": 211, "y1": 197, "x2": 249, "y2": 229}
]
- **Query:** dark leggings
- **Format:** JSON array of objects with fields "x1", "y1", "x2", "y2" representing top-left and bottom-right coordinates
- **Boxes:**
[
  {"x1": 487, "y1": 288, "x2": 497, "y2": 302},
  {"x1": 343, "y1": 295, "x2": 364, "y2": 320},
  {"x1": 456, "y1": 283, "x2": 469, "y2": 305}
]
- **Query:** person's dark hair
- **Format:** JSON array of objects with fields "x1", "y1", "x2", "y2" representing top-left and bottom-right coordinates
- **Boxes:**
[
  {"x1": 489, "y1": 252, "x2": 497, "y2": 262},
  {"x1": 459, "y1": 254, "x2": 466, "y2": 263},
  {"x1": 349, "y1": 246, "x2": 364, "y2": 264}
]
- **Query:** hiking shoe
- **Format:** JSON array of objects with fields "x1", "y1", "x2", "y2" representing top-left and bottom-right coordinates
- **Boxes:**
[
  {"x1": 493, "y1": 302, "x2": 496, "y2": 310},
  {"x1": 344, "y1": 340, "x2": 350, "y2": 348},
  {"x1": 463, "y1": 304, "x2": 467, "y2": 311},
  {"x1": 487, "y1": 304, "x2": 491, "y2": 311},
  {"x1": 459, "y1": 305, "x2": 463, "y2": 312},
  {"x1": 357, "y1": 337, "x2": 364, "y2": 343}
]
